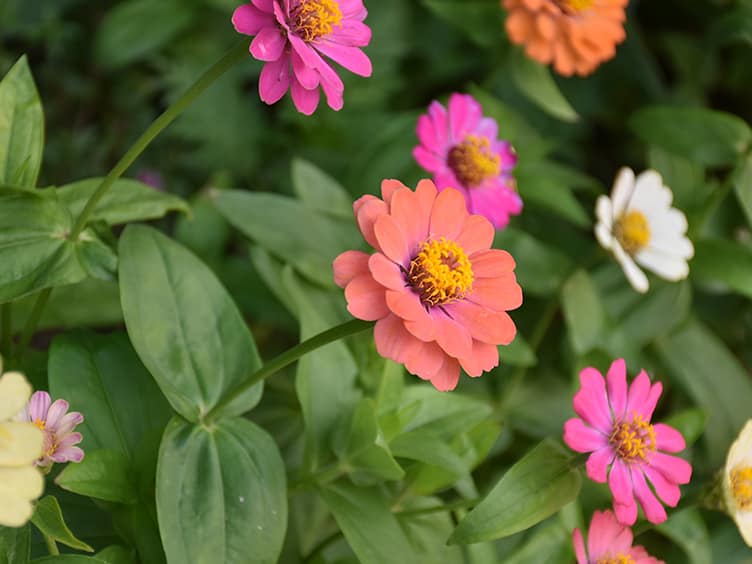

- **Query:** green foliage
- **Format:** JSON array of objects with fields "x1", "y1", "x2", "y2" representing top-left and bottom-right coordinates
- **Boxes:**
[{"x1": 31, "y1": 497, "x2": 93, "y2": 553}]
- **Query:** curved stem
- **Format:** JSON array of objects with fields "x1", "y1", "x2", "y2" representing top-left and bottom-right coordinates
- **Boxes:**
[
  {"x1": 15, "y1": 288, "x2": 52, "y2": 363},
  {"x1": 68, "y1": 39, "x2": 248, "y2": 240},
  {"x1": 43, "y1": 532, "x2": 59, "y2": 555},
  {"x1": 205, "y1": 319, "x2": 373, "y2": 421}
]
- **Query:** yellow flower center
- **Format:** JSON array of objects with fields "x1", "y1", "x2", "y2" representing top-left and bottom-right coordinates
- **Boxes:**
[
  {"x1": 33, "y1": 419, "x2": 45, "y2": 431},
  {"x1": 447, "y1": 135, "x2": 502, "y2": 188},
  {"x1": 559, "y1": 0, "x2": 595, "y2": 12},
  {"x1": 596, "y1": 555, "x2": 635, "y2": 564},
  {"x1": 291, "y1": 0, "x2": 343, "y2": 42},
  {"x1": 731, "y1": 466, "x2": 752, "y2": 510},
  {"x1": 614, "y1": 210, "x2": 651, "y2": 255},
  {"x1": 407, "y1": 238, "x2": 474, "y2": 307},
  {"x1": 610, "y1": 414, "x2": 656, "y2": 462}
]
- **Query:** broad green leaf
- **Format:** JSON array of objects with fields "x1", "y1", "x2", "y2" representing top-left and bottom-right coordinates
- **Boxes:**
[
  {"x1": 663, "y1": 408, "x2": 707, "y2": 448},
  {"x1": 620, "y1": 281, "x2": 692, "y2": 345},
  {"x1": 390, "y1": 430, "x2": 468, "y2": 477},
  {"x1": 213, "y1": 190, "x2": 359, "y2": 287},
  {"x1": 55, "y1": 450, "x2": 137, "y2": 504},
  {"x1": 504, "y1": 521, "x2": 570, "y2": 564},
  {"x1": 647, "y1": 146, "x2": 707, "y2": 212},
  {"x1": 157, "y1": 416, "x2": 287, "y2": 564},
  {"x1": 501, "y1": 334, "x2": 537, "y2": 367},
  {"x1": 449, "y1": 439, "x2": 582, "y2": 543},
  {"x1": 30, "y1": 496, "x2": 93, "y2": 552},
  {"x1": 94, "y1": 0, "x2": 196, "y2": 69},
  {"x1": 656, "y1": 508, "x2": 712, "y2": 564},
  {"x1": 291, "y1": 159, "x2": 353, "y2": 219},
  {"x1": 399, "y1": 386, "x2": 493, "y2": 437},
  {"x1": 396, "y1": 498, "x2": 465, "y2": 564},
  {"x1": 119, "y1": 225, "x2": 263, "y2": 421},
  {"x1": 709, "y1": 6, "x2": 752, "y2": 47},
  {"x1": 630, "y1": 106, "x2": 752, "y2": 167},
  {"x1": 561, "y1": 270, "x2": 607, "y2": 355},
  {"x1": 733, "y1": 154, "x2": 752, "y2": 228},
  {"x1": 505, "y1": 377, "x2": 572, "y2": 439},
  {"x1": 319, "y1": 482, "x2": 416, "y2": 564},
  {"x1": 58, "y1": 178, "x2": 188, "y2": 226},
  {"x1": 0, "y1": 523, "x2": 29, "y2": 564},
  {"x1": 420, "y1": 0, "x2": 502, "y2": 47},
  {"x1": 508, "y1": 49, "x2": 579, "y2": 123},
  {"x1": 111, "y1": 504, "x2": 165, "y2": 564},
  {"x1": 515, "y1": 164, "x2": 590, "y2": 227},
  {"x1": 95, "y1": 546, "x2": 136, "y2": 564},
  {"x1": 692, "y1": 238, "x2": 752, "y2": 299},
  {"x1": 655, "y1": 319, "x2": 752, "y2": 466},
  {"x1": 0, "y1": 56, "x2": 43, "y2": 188},
  {"x1": 31, "y1": 558, "x2": 107, "y2": 563}
]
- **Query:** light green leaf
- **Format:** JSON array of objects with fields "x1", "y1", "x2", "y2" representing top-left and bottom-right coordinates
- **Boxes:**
[
  {"x1": 0, "y1": 523, "x2": 29, "y2": 564},
  {"x1": 58, "y1": 178, "x2": 189, "y2": 226},
  {"x1": 620, "y1": 281, "x2": 692, "y2": 345},
  {"x1": 30, "y1": 496, "x2": 94, "y2": 552},
  {"x1": 692, "y1": 238, "x2": 752, "y2": 299},
  {"x1": 630, "y1": 106, "x2": 752, "y2": 167},
  {"x1": 31, "y1": 557, "x2": 107, "y2": 563},
  {"x1": 561, "y1": 270, "x2": 607, "y2": 355},
  {"x1": 733, "y1": 154, "x2": 752, "y2": 228},
  {"x1": 515, "y1": 163, "x2": 590, "y2": 227},
  {"x1": 291, "y1": 159, "x2": 353, "y2": 219},
  {"x1": 0, "y1": 56, "x2": 43, "y2": 188},
  {"x1": 420, "y1": 0, "x2": 502, "y2": 47},
  {"x1": 396, "y1": 498, "x2": 465, "y2": 564},
  {"x1": 449, "y1": 439, "x2": 582, "y2": 543},
  {"x1": 56, "y1": 450, "x2": 138, "y2": 504},
  {"x1": 504, "y1": 520, "x2": 570, "y2": 564},
  {"x1": 501, "y1": 334, "x2": 537, "y2": 367},
  {"x1": 656, "y1": 508, "x2": 712, "y2": 564},
  {"x1": 508, "y1": 49, "x2": 579, "y2": 123},
  {"x1": 94, "y1": 546, "x2": 136, "y2": 564},
  {"x1": 119, "y1": 225, "x2": 263, "y2": 422},
  {"x1": 663, "y1": 408, "x2": 707, "y2": 448},
  {"x1": 390, "y1": 429, "x2": 468, "y2": 477},
  {"x1": 157, "y1": 416, "x2": 287, "y2": 564}
]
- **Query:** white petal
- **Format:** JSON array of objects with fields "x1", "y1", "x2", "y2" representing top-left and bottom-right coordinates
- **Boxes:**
[
  {"x1": 0, "y1": 467, "x2": 43, "y2": 528},
  {"x1": 631, "y1": 169, "x2": 672, "y2": 211},
  {"x1": 0, "y1": 423, "x2": 44, "y2": 466},
  {"x1": 595, "y1": 223, "x2": 614, "y2": 250},
  {"x1": 726, "y1": 421, "x2": 752, "y2": 471},
  {"x1": 635, "y1": 246, "x2": 690, "y2": 281},
  {"x1": 595, "y1": 195, "x2": 613, "y2": 229},
  {"x1": 614, "y1": 244, "x2": 649, "y2": 293},
  {"x1": 0, "y1": 372, "x2": 32, "y2": 422},
  {"x1": 648, "y1": 232, "x2": 695, "y2": 260},
  {"x1": 735, "y1": 510, "x2": 752, "y2": 547},
  {"x1": 611, "y1": 167, "x2": 636, "y2": 217}
]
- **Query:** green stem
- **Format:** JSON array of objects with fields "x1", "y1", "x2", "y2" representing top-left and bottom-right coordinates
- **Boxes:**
[
  {"x1": 15, "y1": 288, "x2": 52, "y2": 362},
  {"x1": 68, "y1": 39, "x2": 248, "y2": 240},
  {"x1": 205, "y1": 319, "x2": 373, "y2": 421},
  {"x1": 43, "y1": 533, "x2": 59, "y2": 556},
  {"x1": 691, "y1": 163, "x2": 741, "y2": 238},
  {"x1": 0, "y1": 303, "x2": 11, "y2": 359},
  {"x1": 395, "y1": 497, "x2": 481, "y2": 517}
]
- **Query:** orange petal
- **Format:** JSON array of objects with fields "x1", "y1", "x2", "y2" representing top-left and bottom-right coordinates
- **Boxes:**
[
  {"x1": 345, "y1": 274, "x2": 389, "y2": 321},
  {"x1": 333, "y1": 250, "x2": 371, "y2": 288}
]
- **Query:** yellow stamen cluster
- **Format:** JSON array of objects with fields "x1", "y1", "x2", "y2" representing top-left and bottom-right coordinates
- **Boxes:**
[
  {"x1": 559, "y1": 0, "x2": 595, "y2": 12},
  {"x1": 33, "y1": 419, "x2": 45, "y2": 431},
  {"x1": 731, "y1": 466, "x2": 752, "y2": 510},
  {"x1": 610, "y1": 414, "x2": 656, "y2": 462},
  {"x1": 596, "y1": 555, "x2": 635, "y2": 564},
  {"x1": 447, "y1": 135, "x2": 502, "y2": 188},
  {"x1": 614, "y1": 210, "x2": 651, "y2": 255},
  {"x1": 291, "y1": 0, "x2": 343, "y2": 42},
  {"x1": 407, "y1": 238, "x2": 474, "y2": 307}
]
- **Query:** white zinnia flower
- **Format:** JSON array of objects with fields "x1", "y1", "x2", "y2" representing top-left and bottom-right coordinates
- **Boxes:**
[
  {"x1": 724, "y1": 420, "x2": 752, "y2": 546},
  {"x1": 595, "y1": 167, "x2": 694, "y2": 293}
]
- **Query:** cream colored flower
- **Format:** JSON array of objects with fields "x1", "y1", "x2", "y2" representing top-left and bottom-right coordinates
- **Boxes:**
[
  {"x1": 595, "y1": 168, "x2": 694, "y2": 293},
  {"x1": 723, "y1": 420, "x2": 752, "y2": 546},
  {"x1": 0, "y1": 360, "x2": 44, "y2": 527}
]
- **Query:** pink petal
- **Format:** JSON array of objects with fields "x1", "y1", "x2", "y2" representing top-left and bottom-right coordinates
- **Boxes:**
[
  {"x1": 455, "y1": 215, "x2": 494, "y2": 256},
  {"x1": 587, "y1": 510, "x2": 633, "y2": 558},
  {"x1": 328, "y1": 19, "x2": 371, "y2": 46},
  {"x1": 258, "y1": 56, "x2": 291, "y2": 104},
  {"x1": 404, "y1": 316, "x2": 436, "y2": 342},
  {"x1": 385, "y1": 289, "x2": 426, "y2": 322},
  {"x1": 465, "y1": 183, "x2": 522, "y2": 229},
  {"x1": 427, "y1": 101, "x2": 449, "y2": 146},
  {"x1": 45, "y1": 399, "x2": 70, "y2": 431},
  {"x1": 470, "y1": 249, "x2": 516, "y2": 278},
  {"x1": 374, "y1": 214, "x2": 409, "y2": 265},
  {"x1": 381, "y1": 179, "x2": 408, "y2": 207},
  {"x1": 475, "y1": 116, "x2": 499, "y2": 141},
  {"x1": 374, "y1": 314, "x2": 422, "y2": 364},
  {"x1": 368, "y1": 253, "x2": 406, "y2": 291},
  {"x1": 333, "y1": 250, "x2": 370, "y2": 288},
  {"x1": 405, "y1": 340, "x2": 445, "y2": 380},
  {"x1": 291, "y1": 48, "x2": 319, "y2": 89},
  {"x1": 416, "y1": 111, "x2": 446, "y2": 154},
  {"x1": 606, "y1": 358, "x2": 627, "y2": 422},
  {"x1": 52, "y1": 445, "x2": 84, "y2": 463},
  {"x1": 572, "y1": 528, "x2": 588, "y2": 564},
  {"x1": 429, "y1": 188, "x2": 467, "y2": 239},
  {"x1": 430, "y1": 356, "x2": 461, "y2": 391},
  {"x1": 564, "y1": 418, "x2": 608, "y2": 453},
  {"x1": 648, "y1": 452, "x2": 692, "y2": 484},
  {"x1": 642, "y1": 465, "x2": 681, "y2": 507},
  {"x1": 344, "y1": 274, "x2": 389, "y2": 321},
  {"x1": 319, "y1": 67, "x2": 344, "y2": 111},
  {"x1": 290, "y1": 79, "x2": 320, "y2": 115},
  {"x1": 355, "y1": 195, "x2": 388, "y2": 250},
  {"x1": 448, "y1": 93, "x2": 482, "y2": 143},
  {"x1": 466, "y1": 275, "x2": 522, "y2": 312},
  {"x1": 609, "y1": 460, "x2": 638, "y2": 525},
  {"x1": 458, "y1": 340, "x2": 498, "y2": 377},
  {"x1": 55, "y1": 412, "x2": 84, "y2": 436},
  {"x1": 28, "y1": 391, "x2": 51, "y2": 423},
  {"x1": 625, "y1": 370, "x2": 651, "y2": 419},
  {"x1": 585, "y1": 446, "x2": 615, "y2": 483},
  {"x1": 573, "y1": 367, "x2": 613, "y2": 434},
  {"x1": 232, "y1": 4, "x2": 275, "y2": 35},
  {"x1": 250, "y1": 27, "x2": 287, "y2": 61},
  {"x1": 413, "y1": 146, "x2": 445, "y2": 174},
  {"x1": 314, "y1": 41, "x2": 372, "y2": 77},
  {"x1": 433, "y1": 314, "x2": 472, "y2": 359},
  {"x1": 389, "y1": 187, "x2": 428, "y2": 249},
  {"x1": 252, "y1": 0, "x2": 274, "y2": 11},
  {"x1": 631, "y1": 467, "x2": 667, "y2": 524},
  {"x1": 445, "y1": 300, "x2": 516, "y2": 345},
  {"x1": 653, "y1": 423, "x2": 686, "y2": 453},
  {"x1": 640, "y1": 380, "x2": 663, "y2": 421}
]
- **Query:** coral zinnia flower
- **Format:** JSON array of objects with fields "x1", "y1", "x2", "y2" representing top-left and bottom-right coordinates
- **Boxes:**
[
  {"x1": 596, "y1": 167, "x2": 694, "y2": 294},
  {"x1": 503, "y1": 0, "x2": 628, "y2": 76},
  {"x1": 333, "y1": 179, "x2": 522, "y2": 391},
  {"x1": 232, "y1": 0, "x2": 372, "y2": 115},
  {"x1": 722, "y1": 420, "x2": 752, "y2": 546},
  {"x1": 20, "y1": 391, "x2": 84, "y2": 468},
  {"x1": 573, "y1": 509, "x2": 664, "y2": 564},
  {"x1": 413, "y1": 93, "x2": 521, "y2": 230},
  {"x1": 563, "y1": 358, "x2": 692, "y2": 525}
]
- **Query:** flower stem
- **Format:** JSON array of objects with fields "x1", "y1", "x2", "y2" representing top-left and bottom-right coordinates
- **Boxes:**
[
  {"x1": 15, "y1": 288, "x2": 52, "y2": 363},
  {"x1": 204, "y1": 319, "x2": 373, "y2": 421},
  {"x1": 68, "y1": 39, "x2": 248, "y2": 240},
  {"x1": 395, "y1": 497, "x2": 481, "y2": 517},
  {"x1": 43, "y1": 532, "x2": 59, "y2": 555},
  {"x1": 0, "y1": 303, "x2": 11, "y2": 358}
]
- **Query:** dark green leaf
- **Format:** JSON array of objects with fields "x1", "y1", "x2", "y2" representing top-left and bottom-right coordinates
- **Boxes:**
[
  {"x1": 157, "y1": 416, "x2": 287, "y2": 564},
  {"x1": 561, "y1": 270, "x2": 607, "y2": 355},
  {"x1": 30, "y1": 496, "x2": 93, "y2": 552},
  {"x1": 55, "y1": 450, "x2": 138, "y2": 504},
  {"x1": 291, "y1": 159, "x2": 353, "y2": 219},
  {"x1": 620, "y1": 281, "x2": 692, "y2": 345},
  {"x1": 692, "y1": 238, "x2": 752, "y2": 299},
  {"x1": 31, "y1": 557, "x2": 107, "y2": 563},
  {"x1": 663, "y1": 408, "x2": 707, "y2": 448},
  {"x1": 515, "y1": 163, "x2": 590, "y2": 227},
  {"x1": 656, "y1": 508, "x2": 712, "y2": 564},
  {"x1": 449, "y1": 439, "x2": 581, "y2": 543},
  {"x1": 709, "y1": 6, "x2": 752, "y2": 47},
  {"x1": 0, "y1": 523, "x2": 30, "y2": 564},
  {"x1": 733, "y1": 154, "x2": 752, "y2": 228},
  {"x1": 94, "y1": 546, "x2": 136, "y2": 564},
  {"x1": 501, "y1": 335, "x2": 537, "y2": 367},
  {"x1": 119, "y1": 225, "x2": 263, "y2": 421},
  {"x1": 420, "y1": 0, "x2": 502, "y2": 47}
]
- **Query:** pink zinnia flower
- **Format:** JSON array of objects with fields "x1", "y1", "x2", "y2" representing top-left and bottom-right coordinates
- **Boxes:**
[
  {"x1": 20, "y1": 392, "x2": 84, "y2": 468},
  {"x1": 563, "y1": 359, "x2": 692, "y2": 525},
  {"x1": 413, "y1": 93, "x2": 521, "y2": 229},
  {"x1": 232, "y1": 0, "x2": 372, "y2": 115},
  {"x1": 333, "y1": 179, "x2": 522, "y2": 391},
  {"x1": 573, "y1": 509, "x2": 664, "y2": 564}
]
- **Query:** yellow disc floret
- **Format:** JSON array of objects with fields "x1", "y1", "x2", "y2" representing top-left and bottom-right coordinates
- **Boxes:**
[
  {"x1": 614, "y1": 210, "x2": 651, "y2": 255},
  {"x1": 610, "y1": 414, "x2": 656, "y2": 462},
  {"x1": 33, "y1": 419, "x2": 45, "y2": 431},
  {"x1": 407, "y1": 238, "x2": 474, "y2": 307},
  {"x1": 731, "y1": 466, "x2": 752, "y2": 510},
  {"x1": 596, "y1": 555, "x2": 635, "y2": 564},
  {"x1": 291, "y1": 0, "x2": 343, "y2": 42},
  {"x1": 447, "y1": 135, "x2": 502, "y2": 188}
]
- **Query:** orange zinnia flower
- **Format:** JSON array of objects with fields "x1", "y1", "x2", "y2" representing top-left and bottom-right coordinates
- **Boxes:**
[
  {"x1": 333, "y1": 179, "x2": 522, "y2": 392},
  {"x1": 503, "y1": 0, "x2": 628, "y2": 76}
]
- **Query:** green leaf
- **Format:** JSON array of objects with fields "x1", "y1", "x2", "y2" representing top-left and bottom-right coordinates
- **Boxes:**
[
  {"x1": 515, "y1": 163, "x2": 590, "y2": 227},
  {"x1": 56, "y1": 450, "x2": 138, "y2": 504},
  {"x1": 390, "y1": 430, "x2": 468, "y2": 477},
  {"x1": 119, "y1": 225, "x2": 263, "y2": 422},
  {"x1": 709, "y1": 6, "x2": 752, "y2": 47},
  {"x1": 31, "y1": 557, "x2": 107, "y2": 563},
  {"x1": 157, "y1": 416, "x2": 287, "y2": 564},
  {"x1": 692, "y1": 238, "x2": 752, "y2": 299},
  {"x1": 504, "y1": 520, "x2": 570, "y2": 564},
  {"x1": 396, "y1": 498, "x2": 465, "y2": 564},
  {"x1": 663, "y1": 408, "x2": 707, "y2": 448},
  {"x1": 94, "y1": 0, "x2": 196, "y2": 69},
  {"x1": 508, "y1": 49, "x2": 579, "y2": 123},
  {"x1": 501, "y1": 334, "x2": 537, "y2": 367},
  {"x1": 58, "y1": 178, "x2": 189, "y2": 226},
  {"x1": 733, "y1": 154, "x2": 752, "y2": 228},
  {"x1": 291, "y1": 159, "x2": 353, "y2": 219},
  {"x1": 0, "y1": 523, "x2": 30, "y2": 564},
  {"x1": 655, "y1": 319, "x2": 752, "y2": 466},
  {"x1": 561, "y1": 270, "x2": 608, "y2": 355},
  {"x1": 30, "y1": 496, "x2": 93, "y2": 552},
  {"x1": 620, "y1": 281, "x2": 692, "y2": 345},
  {"x1": 420, "y1": 0, "x2": 502, "y2": 47},
  {"x1": 629, "y1": 106, "x2": 752, "y2": 167},
  {"x1": 0, "y1": 56, "x2": 43, "y2": 188},
  {"x1": 319, "y1": 482, "x2": 416, "y2": 564},
  {"x1": 94, "y1": 546, "x2": 136, "y2": 564},
  {"x1": 213, "y1": 190, "x2": 359, "y2": 287},
  {"x1": 656, "y1": 508, "x2": 712, "y2": 564},
  {"x1": 449, "y1": 439, "x2": 582, "y2": 543}
]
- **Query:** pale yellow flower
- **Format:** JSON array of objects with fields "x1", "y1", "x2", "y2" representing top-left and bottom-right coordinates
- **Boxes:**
[
  {"x1": 0, "y1": 362, "x2": 44, "y2": 527},
  {"x1": 724, "y1": 420, "x2": 752, "y2": 546}
]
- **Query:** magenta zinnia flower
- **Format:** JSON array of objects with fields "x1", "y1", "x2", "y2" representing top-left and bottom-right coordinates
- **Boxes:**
[
  {"x1": 563, "y1": 359, "x2": 692, "y2": 525},
  {"x1": 20, "y1": 392, "x2": 84, "y2": 468},
  {"x1": 573, "y1": 510, "x2": 664, "y2": 564},
  {"x1": 232, "y1": 0, "x2": 372, "y2": 115},
  {"x1": 413, "y1": 93, "x2": 521, "y2": 229}
]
